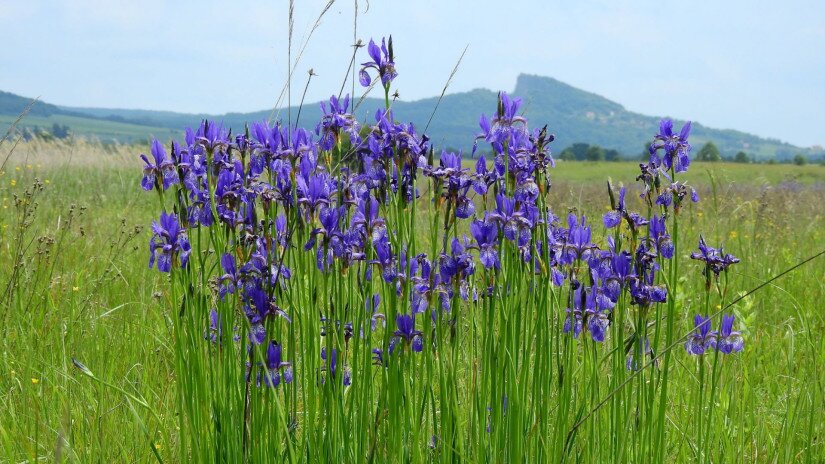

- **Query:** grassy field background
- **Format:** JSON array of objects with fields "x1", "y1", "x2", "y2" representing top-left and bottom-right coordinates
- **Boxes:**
[{"x1": 1, "y1": 139, "x2": 824, "y2": 461}]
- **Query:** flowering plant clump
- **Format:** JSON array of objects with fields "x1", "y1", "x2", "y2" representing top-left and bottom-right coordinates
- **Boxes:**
[{"x1": 140, "y1": 36, "x2": 745, "y2": 462}]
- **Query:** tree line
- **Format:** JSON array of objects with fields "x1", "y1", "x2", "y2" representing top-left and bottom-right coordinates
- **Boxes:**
[{"x1": 554, "y1": 141, "x2": 817, "y2": 165}]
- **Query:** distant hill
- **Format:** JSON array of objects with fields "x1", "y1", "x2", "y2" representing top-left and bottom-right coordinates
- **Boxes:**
[{"x1": 0, "y1": 76, "x2": 816, "y2": 160}]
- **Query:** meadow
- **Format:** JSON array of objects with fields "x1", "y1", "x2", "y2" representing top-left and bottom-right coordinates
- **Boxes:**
[{"x1": 1, "y1": 131, "x2": 823, "y2": 462}]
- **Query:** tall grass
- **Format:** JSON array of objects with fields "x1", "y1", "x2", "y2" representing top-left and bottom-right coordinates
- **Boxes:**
[{"x1": 1, "y1": 130, "x2": 823, "y2": 463}]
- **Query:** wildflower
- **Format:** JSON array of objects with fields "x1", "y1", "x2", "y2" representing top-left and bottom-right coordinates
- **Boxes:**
[
  {"x1": 685, "y1": 315, "x2": 716, "y2": 355},
  {"x1": 391, "y1": 313, "x2": 423, "y2": 353},
  {"x1": 243, "y1": 286, "x2": 290, "y2": 344},
  {"x1": 655, "y1": 179, "x2": 699, "y2": 211},
  {"x1": 648, "y1": 215, "x2": 674, "y2": 259},
  {"x1": 469, "y1": 215, "x2": 500, "y2": 270},
  {"x1": 140, "y1": 139, "x2": 178, "y2": 191},
  {"x1": 321, "y1": 347, "x2": 351, "y2": 386},
  {"x1": 690, "y1": 236, "x2": 740, "y2": 276},
  {"x1": 148, "y1": 212, "x2": 191, "y2": 272},
  {"x1": 564, "y1": 285, "x2": 612, "y2": 341},
  {"x1": 438, "y1": 238, "x2": 476, "y2": 301},
  {"x1": 423, "y1": 150, "x2": 475, "y2": 218},
  {"x1": 717, "y1": 314, "x2": 744, "y2": 354},
  {"x1": 629, "y1": 269, "x2": 667, "y2": 306},
  {"x1": 558, "y1": 214, "x2": 598, "y2": 263},
  {"x1": 31, "y1": 378, "x2": 40, "y2": 385},
  {"x1": 316, "y1": 94, "x2": 359, "y2": 151},
  {"x1": 359, "y1": 37, "x2": 397, "y2": 87},
  {"x1": 649, "y1": 119, "x2": 692, "y2": 173},
  {"x1": 259, "y1": 341, "x2": 293, "y2": 387},
  {"x1": 488, "y1": 194, "x2": 533, "y2": 242},
  {"x1": 603, "y1": 186, "x2": 626, "y2": 229}
]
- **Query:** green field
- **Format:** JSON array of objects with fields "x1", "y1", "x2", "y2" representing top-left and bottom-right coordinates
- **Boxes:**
[
  {"x1": 1, "y1": 141, "x2": 824, "y2": 462},
  {"x1": 0, "y1": 114, "x2": 177, "y2": 144}
]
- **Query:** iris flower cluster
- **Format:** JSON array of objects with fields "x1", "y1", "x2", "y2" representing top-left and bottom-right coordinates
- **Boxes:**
[
  {"x1": 141, "y1": 35, "x2": 744, "y2": 395},
  {"x1": 685, "y1": 314, "x2": 744, "y2": 355}
]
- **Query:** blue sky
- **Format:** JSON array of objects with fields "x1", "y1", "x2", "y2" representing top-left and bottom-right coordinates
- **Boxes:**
[{"x1": 1, "y1": 0, "x2": 823, "y2": 147}]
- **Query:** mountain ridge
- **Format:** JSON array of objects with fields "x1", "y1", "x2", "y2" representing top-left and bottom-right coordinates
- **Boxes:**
[{"x1": 0, "y1": 75, "x2": 813, "y2": 160}]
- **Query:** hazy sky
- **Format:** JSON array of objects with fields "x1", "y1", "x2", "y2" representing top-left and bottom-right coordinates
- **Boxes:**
[{"x1": 2, "y1": 0, "x2": 824, "y2": 147}]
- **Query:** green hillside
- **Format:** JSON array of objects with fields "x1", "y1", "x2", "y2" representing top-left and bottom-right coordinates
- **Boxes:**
[{"x1": 1, "y1": 76, "x2": 818, "y2": 160}]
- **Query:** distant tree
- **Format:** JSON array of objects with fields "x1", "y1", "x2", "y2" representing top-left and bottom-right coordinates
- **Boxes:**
[
  {"x1": 559, "y1": 148, "x2": 577, "y2": 161},
  {"x1": 695, "y1": 141, "x2": 721, "y2": 162},
  {"x1": 51, "y1": 123, "x2": 70, "y2": 139},
  {"x1": 586, "y1": 145, "x2": 605, "y2": 162},
  {"x1": 604, "y1": 149, "x2": 621, "y2": 162},
  {"x1": 568, "y1": 143, "x2": 590, "y2": 161},
  {"x1": 734, "y1": 151, "x2": 749, "y2": 163},
  {"x1": 766, "y1": 158, "x2": 777, "y2": 165},
  {"x1": 793, "y1": 154, "x2": 807, "y2": 166}
]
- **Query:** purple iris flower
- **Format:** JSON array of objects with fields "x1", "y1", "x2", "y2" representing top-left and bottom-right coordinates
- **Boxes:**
[
  {"x1": 194, "y1": 119, "x2": 229, "y2": 153},
  {"x1": 690, "y1": 236, "x2": 740, "y2": 276},
  {"x1": 148, "y1": 212, "x2": 191, "y2": 273},
  {"x1": 186, "y1": 188, "x2": 214, "y2": 227},
  {"x1": 488, "y1": 194, "x2": 533, "y2": 242},
  {"x1": 685, "y1": 315, "x2": 717, "y2": 355},
  {"x1": 472, "y1": 155, "x2": 496, "y2": 195},
  {"x1": 297, "y1": 172, "x2": 334, "y2": 220},
  {"x1": 603, "y1": 186, "x2": 626, "y2": 228},
  {"x1": 259, "y1": 341, "x2": 293, "y2": 388},
  {"x1": 558, "y1": 214, "x2": 598, "y2": 263},
  {"x1": 205, "y1": 309, "x2": 238, "y2": 345},
  {"x1": 359, "y1": 37, "x2": 397, "y2": 87},
  {"x1": 649, "y1": 119, "x2": 692, "y2": 173},
  {"x1": 218, "y1": 253, "x2": 239, "y2": 299},
  {"x1": 174, "y1": 140, "x2": 204, "y2": 193},
  {"x1": 316, "y1": 94, "x2": 360, "y2": 151},
  {"x1": 140, "y1": 139, "x2": 178, "y2": 191},
  {"x1": 494, "y1": 92, "x2": 527, "y2": 128},
  {"x1": 603, "y1": 251, "x2": 636, "y2": 300},
  {"x1": 423, "y1": 150, "x2": 476, "y2": 218},
  {"x1": 306, "y1": 206, "x2": 347, "y2": 271},
  {"x1": 629, "y1": 269, "x2": 667, "y2": 306},
  {"x1": 392, "y1": 313, "x2": 423, "y2": 353},
  {"x1": 350, "y1": 195, "x2": 387, "y2": 242},
  {"x1": 470, "y1": 215, "x2": 500, "y2": 270},
  {"x1": 648, "y1": 215, "x2": 674, "y2": 259},
  {"x1": 717, "y1": 314, "x2": 744, "y2": 354},
  {"x1": 439, "y1": 238, "x2": 476, "y2": 302},
  {"x1": 564, "y1": 305, "x2": 584, "y2": 338},
  {"x1": 215, "y1": 164, "x2": 246, "y2": 227},
  {"x1": 243, "y1": 286, "x2": 290, "y2": 345},
  {"x1": 321, "y1": 347, "x2": 351, "y2": 386}
]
